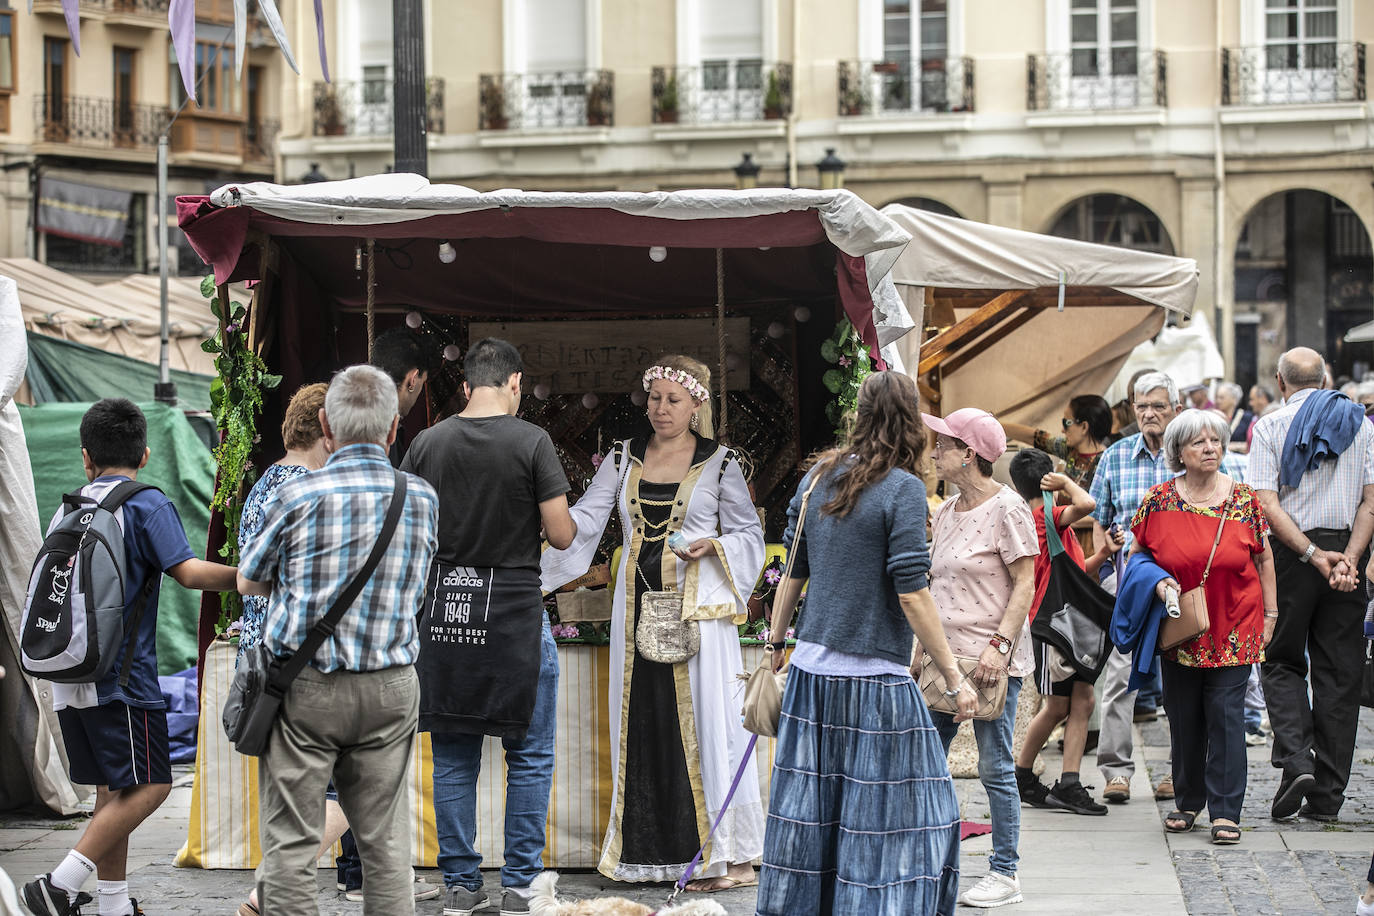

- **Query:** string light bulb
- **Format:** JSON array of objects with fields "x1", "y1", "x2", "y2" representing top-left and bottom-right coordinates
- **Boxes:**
[
  {"x1": 648, "y1": 246, "x2": 667, "y2": 263},
  {"x1": 437, "y1": 241, "x2": 457, "y2": 264},
  {"x1": 405, "y1": 311, "x2": 423, "y2": 329},
  {"x1": 443, "y1": 344, "x2": 460, "y2": 361}
]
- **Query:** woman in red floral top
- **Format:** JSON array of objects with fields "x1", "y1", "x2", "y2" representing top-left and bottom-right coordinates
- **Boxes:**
[{"x1": 1131, "y1": 409, "x2": 1277, "y2": 845}]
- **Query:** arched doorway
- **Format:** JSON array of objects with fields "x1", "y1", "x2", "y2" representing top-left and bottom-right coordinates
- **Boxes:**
[
  {"x1": 886, "y1": 196, "x2": 962, "y2": 219},
  {"x1": 1233, "y1": 190, "x2": 1373, "y2": 395},
  {"x1": 1047, "y1": 193, "x2": 1175, "y2": 255}
]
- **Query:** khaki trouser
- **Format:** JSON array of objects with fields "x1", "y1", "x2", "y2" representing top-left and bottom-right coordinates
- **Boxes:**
[{"x1": 257, "y1": 664, "x2": 419, "y2": 916}]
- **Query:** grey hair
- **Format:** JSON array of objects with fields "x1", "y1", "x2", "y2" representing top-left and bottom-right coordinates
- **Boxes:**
[
  {"x1": 1216, "y1": 382, "x2": 1243, "y2": 404},
  {"x1": 1277, "y1": 349, "x2": 1327, "y2": 388},
  {"x1": 1163, "y1": 408, "x2": 1231, "y2": 473},
  {"x1": 1133, "y1": 371, "x2": 1179, "y2": 407},
  {"x1": 325, "y1": 365, "x2": 399, "y2": 445}
]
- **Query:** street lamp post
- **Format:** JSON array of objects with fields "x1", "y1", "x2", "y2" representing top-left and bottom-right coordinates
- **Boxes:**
[
  {"x1": 393, "y1": 0, "x2": 428, "y2": 177},
  {"x1": 733, "y1": 152, "x2": 761, "y2": 190},
  {"x1": 816, "y1": 147, "x2": 847, "y2": 190}
]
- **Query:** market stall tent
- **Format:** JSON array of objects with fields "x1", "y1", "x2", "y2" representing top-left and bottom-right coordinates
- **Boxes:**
[{"x1": 879, "y1": 205, "x2": 1199, "y2": 432}]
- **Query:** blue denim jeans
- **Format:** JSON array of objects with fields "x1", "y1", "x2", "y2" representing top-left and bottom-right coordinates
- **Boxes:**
[
  {"x1": 431, "y1": 622, "x2": 558, "y2": 892},
  {"x1": 930, "y1": 676, "x2": 1023, "y2": 878}
]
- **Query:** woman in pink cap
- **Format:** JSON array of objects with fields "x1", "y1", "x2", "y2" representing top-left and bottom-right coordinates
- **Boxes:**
[{"x1": 921, "y1": 407, "x2": 1039, "y2": 909}]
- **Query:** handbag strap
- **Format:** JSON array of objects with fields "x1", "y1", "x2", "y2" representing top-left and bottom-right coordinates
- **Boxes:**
[
  {"x1": 782, "y1": 474, "x2": 823, "y2": 580},
  {"x1": 269, "y1": 471, "x2": 408, "y2": 692},
  {"x1": 1196, "y1": 481, "x2": 1235, "y2": 587},
  {"x1": 1041, "y1": 494, "x2": 1067, "y2": 560}
]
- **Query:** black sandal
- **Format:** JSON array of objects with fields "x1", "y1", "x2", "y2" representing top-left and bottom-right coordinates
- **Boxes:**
[
  {"x1": 1164, "y1": 810, "x2": 1197, "y2": 833},
  {"x1": 1210, "y1": 822, "x2": 1241, "y2": 845}
]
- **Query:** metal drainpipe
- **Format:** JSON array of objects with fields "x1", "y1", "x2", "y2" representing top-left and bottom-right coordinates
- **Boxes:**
[
  {"x1": 1214, "y1": 0, "x2": 1230, "y2": 372},
  {"x1": 786, "y1": 0, "x2": 800, "y2": 188}
]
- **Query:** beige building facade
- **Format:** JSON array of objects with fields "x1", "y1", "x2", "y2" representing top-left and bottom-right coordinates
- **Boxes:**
[{"x1": 0, "y1": 0, "x2": 285, "y2": 277}]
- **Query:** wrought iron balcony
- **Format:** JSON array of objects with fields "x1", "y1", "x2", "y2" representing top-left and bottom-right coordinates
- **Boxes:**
[
  {"x1": 33, "y1": 0, "x2": 168, "y2": 12},
  {"x1": 836, "y1": 58, "x2": 974, "y2": 117},
  {"x1": 245, "y1": 118, "x2": 280, "y2": 161},
  {"x1": 1027, "y1": 50, "x2": 1167, "y2": 111},
  {"x1": 1221, "y1": 42, "x2": 1365, "y2": 106},
  {"x1": 479, "y1": 69, "x2": 614, "y2": 130},
  {"x1": 312, "y1": 77, "x2": 445, "y2": 137},
  {"x1": 651, "y1": 62, "x2": 792, "y2": 125},
  {"x1": 34, "y1": 94, "x2": 167, "y2": 149}
]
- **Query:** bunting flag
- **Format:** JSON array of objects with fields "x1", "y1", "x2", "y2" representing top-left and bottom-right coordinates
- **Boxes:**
[
  {"x1": 314, "y1": 0, "x2": 330, "y2": 82},
  {"x1": 257, "y1": 0, "x2": 299, "y2": 74},
  {"x1": 169, "y1": 0, "x2": 196, "y2": 101},
  {"x1": 233, "y1": 0, "x2": 247, "y2": 78},
  {"x1": 61, "y1": 0, "x2": 80, "y2": 55}
]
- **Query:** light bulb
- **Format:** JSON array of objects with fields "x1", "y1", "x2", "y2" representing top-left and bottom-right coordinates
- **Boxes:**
[
  {"x1": 438, "y1": 241, "x2": 457, "y2": 264},
  {"x1": 442, "y1": 344, "x2": 460, "y2": 361},
  {"x1": 767, "y1": 321, "x2": 786, "y2": 339},
  {"x1": 534, "y1": 383, "x2": 551, "y2": 400},
  {"x1": 631, "y1": 390, "x2": 647, "y2": 406},
  {"x1": 405, "y1": 311, "x2": 422, "y2": 329},
  {"x1": 794, "y1": 306, "x2": 811, "y2": 323},
  {"x1": 648, "y1": 246, "x2": 667, "y2": 263},
  {"x1": 582, "y1": 392, "x2": 600, "y2": 409}
]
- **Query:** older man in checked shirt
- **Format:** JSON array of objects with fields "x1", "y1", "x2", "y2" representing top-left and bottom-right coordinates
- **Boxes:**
[
  {"x1": 1249, "y1": 347, "x2": 1374, "y2": 823},
  {"x1": 1088, "y1": 371, "x2": 1246, "y2": 805}
]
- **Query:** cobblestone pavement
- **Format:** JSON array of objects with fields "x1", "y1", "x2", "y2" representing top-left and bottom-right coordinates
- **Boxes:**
[{"x1": 1141, "y1": 701, "x2": 1374, "y2": 915}]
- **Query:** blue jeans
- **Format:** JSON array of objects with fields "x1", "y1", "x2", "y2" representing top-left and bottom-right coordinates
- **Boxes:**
[
  {"x1": 930, "y1": 676, "x2": 1023, "y2": 878},
  {"x1": 1135, "y1": 668, "x2": 1163, "y2": 713},
  {"x1": 431, "y1": 622, "x2": 558, "y2": 892}
]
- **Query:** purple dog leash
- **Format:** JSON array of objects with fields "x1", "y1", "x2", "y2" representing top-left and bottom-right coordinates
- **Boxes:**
[{"x1": 667, "y1": 732, "x2": 760, "y2": 905}]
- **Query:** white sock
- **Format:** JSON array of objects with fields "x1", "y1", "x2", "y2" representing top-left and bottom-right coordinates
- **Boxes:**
[
  {"x1": 49, "y1": 850, "x2": 95, "y2": 894},
  {"x1": 97, "y1": 880, "x2": 132, "y2": 916}
]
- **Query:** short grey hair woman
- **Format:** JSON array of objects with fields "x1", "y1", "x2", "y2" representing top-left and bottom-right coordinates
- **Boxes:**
[{"x1": 1163, "y1": 408, "x2": 1233, "y2": 472}]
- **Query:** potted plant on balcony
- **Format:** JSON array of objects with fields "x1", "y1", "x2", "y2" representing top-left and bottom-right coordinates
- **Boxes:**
[
  {"x1": 586, "y1": 78, "x2": 611, "y2": 127},
  {"x1": 657, "y1": 75, "x2": 679, "y2": 124},
  {"x1": 763, "y1": 71, "x2": 785, "y2": 119},
  {"x1": 840, "y1": 83, "x2": 865, "y2": 116},
  {"x1": 482, "y1": 80, "x2": 509, "y2": 131},
  {"x1": 317, "y1": 92, "x2": 346, "y2": 136}
]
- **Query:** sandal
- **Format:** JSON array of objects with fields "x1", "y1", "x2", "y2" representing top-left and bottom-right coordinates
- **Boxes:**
[
  {"x1": 685, "y1": 873, "x2": 759, "y2": 893},
  {"x1": 1210, "y1": 822, "x2": 1241, "y2": 845},
  {"x1": 1164, "y1": 810, "x2": 1197, "y2": 833}
]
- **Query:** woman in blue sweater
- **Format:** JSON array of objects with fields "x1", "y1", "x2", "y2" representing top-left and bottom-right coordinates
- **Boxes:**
[{"x1": 756, "y1": 371, "x2": 976, "y2": 916}]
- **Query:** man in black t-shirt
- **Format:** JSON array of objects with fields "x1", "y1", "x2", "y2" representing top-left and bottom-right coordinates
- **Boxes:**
[{"x1": 400, "y1": 338, "x2": 574, "y2": 916}]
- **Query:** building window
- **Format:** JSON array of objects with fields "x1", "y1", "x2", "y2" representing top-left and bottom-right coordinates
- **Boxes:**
[
  {"x1": 113, "y1": 47, "x2": 137, "y2": 144},
  {"x1": 0, "y1": 12, "x2": 14, "y2": 93},
  {"x1": 1070, "y1": 0, "x2": 1137, "y2": 77},
  {"x1": 170, "y1": 39, "x2": 239, "y2": 115},
  {"x1": 1264, "y1": 0, "x2": 1337, "y2": 70},
  {"x1": 44, "y1": 36, "x2": 65, "y2": 97},
  {"x1": 882, "y1": 1, "x2": 949, "y2": 110}
]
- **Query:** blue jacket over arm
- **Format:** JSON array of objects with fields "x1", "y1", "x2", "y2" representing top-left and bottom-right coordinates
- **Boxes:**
[{"x1": 1111, "y1": 550, "x2": 1172, "y2": 691}]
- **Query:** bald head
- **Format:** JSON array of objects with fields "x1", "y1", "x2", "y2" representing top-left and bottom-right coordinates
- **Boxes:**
[{"x1": 1277, "y1": 348, "x2": 1326, "y2": 393}]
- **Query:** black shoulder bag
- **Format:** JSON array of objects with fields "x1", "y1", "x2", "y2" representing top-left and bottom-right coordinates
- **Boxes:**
[
  {"x1": 223, "y1": 472, "x2": 408, "y2": 757},
  {"x1": 1028, "y1": 495, "x2": 1116, "y2": 683}
]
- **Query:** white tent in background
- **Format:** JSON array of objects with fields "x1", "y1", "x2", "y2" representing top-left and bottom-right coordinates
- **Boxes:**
[
  {"x1": 1345, "y1": 318, "x2": 1374, "y2": 343},
  {"x1": 1103, "y1": 311, "x2": 1227, "y2": 405},
  {"x1": 879, "y1": 204, "x2": 1199, "y2": 433}
]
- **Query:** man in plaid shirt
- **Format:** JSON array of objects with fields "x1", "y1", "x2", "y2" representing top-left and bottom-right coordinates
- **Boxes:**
[
  {"x1": 239, "y1": 365, "x2": 439, "y2": 916},
  {"x1": 1088, "y1": 371, "x2": 1244, "y2": 805}
]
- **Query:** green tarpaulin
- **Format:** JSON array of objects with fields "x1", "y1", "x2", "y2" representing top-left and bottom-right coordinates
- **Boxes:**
[
  {"x1": 25, "y1": 331, "x2": 214, "y2": 413},
  {"x1": 18, "y1": 401, "x2": 215, "y2": 676}
]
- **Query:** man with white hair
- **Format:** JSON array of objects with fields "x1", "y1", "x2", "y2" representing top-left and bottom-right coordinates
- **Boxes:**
[
  {"x1": 1088, "y1": 371, "x2": 1244, "y2": 804},
  {"x1": 1250, "y1": 347, "x2": 1374, "y2": 822},
  {"x1": 237, "y1": 365, "x2": 440, "y2": 916}
]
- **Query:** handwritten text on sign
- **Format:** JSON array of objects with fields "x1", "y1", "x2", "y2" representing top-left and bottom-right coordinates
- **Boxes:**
[{"x1": 469, "y1": 318, "x2": 752, "y2": 392}]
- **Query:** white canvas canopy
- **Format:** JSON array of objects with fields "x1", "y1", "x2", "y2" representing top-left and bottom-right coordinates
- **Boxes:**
[{"x1": 879, "y1": 204, "x2": 1199, "y2": 433}]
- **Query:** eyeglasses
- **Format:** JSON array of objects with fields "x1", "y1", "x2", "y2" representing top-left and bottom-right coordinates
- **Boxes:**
[
  {"x1": 933, "y1": 437, "x2": 960, "y2": 453},
  {"x1": 1061, "y1": 417, "x2": 1082, "y2": 430},
  {"x1": 1133, "y1": 401, "x2": 1172, "y2": 414}
]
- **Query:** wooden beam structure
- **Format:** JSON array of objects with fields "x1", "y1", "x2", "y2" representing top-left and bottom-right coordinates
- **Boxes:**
[{"x1": 917, "y1": 289, "x2": 1031, "y2": 376}]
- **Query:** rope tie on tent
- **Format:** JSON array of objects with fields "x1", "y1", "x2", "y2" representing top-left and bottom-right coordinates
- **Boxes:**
[
  {"x1": 366, "y1": 238, "x2": 377, "y2": 360},
  {"x1": 715, "y1": 247, "x2": 727, "y2": 440}
]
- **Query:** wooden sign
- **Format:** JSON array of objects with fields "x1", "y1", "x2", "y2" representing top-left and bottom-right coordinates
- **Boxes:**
[{"x1": 469, "y1": 318, "x2": 752, "y2": 392}]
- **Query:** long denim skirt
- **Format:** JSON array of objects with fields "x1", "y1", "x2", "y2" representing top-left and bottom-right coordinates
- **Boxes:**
[{"x1": 755, "y1": 667, "x2": 961, "y2": 916}]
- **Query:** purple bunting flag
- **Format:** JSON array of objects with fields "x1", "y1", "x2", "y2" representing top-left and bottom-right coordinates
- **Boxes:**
[
  {"x1": 169, "y1": 0, "x2": 197, "y2": 102},
  {"x1": 61, "y1": 0, "x2": 80, "y2": 56},
  {"x1": 315, "y1": 0, "x2": 330, "y2": 82}
]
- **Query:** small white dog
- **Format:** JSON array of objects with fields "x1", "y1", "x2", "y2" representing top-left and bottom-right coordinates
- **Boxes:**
[{"x1": 528, "y1": 872, "x2": 729, "y2": 916}]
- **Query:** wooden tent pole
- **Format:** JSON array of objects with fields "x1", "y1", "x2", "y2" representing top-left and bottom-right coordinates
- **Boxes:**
[
  {"x1": 715, "y1": 247, "x2": 727, "y2": 440},
  {"x1": 366, "y1": 238, "x2": 377, "y2": 360}
]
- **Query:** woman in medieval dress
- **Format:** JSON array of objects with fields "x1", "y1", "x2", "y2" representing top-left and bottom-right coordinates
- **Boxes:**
[{"x1": 540, "y1": 353, "x2": 766, "y2": 891}]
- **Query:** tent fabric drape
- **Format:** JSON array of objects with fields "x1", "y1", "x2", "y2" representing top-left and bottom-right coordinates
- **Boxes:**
[{"x1": 24, "y1": 332, "x2": 214, "y2": 412}]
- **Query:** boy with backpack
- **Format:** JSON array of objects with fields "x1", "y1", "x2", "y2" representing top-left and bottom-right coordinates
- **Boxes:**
[
  {"x1": 1008, "y1": 448, "x2": 1121, "y2": 817},
  {"x1": 20, "y1": 399, "x2": 237, "y2": 916}
]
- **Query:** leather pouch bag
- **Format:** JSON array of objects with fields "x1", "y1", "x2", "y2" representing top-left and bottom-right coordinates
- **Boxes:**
[
  {"x1": 919, "y1": 654, "x2": 1009, "y2": 721},
  {"x1": 1159, "y1": 483, "x2": 1232, "y2": 652}
]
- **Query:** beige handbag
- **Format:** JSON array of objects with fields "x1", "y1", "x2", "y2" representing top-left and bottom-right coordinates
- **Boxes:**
[
  {"x1": 1159, "y1": 483, "x2": 1232, "y2": 651},
  {"x1": 919, "y1": 653, "x2": 1010, "y2": 721},
  {"x1": 740, "y1": 477, "x2": 821, "y2": 737}
]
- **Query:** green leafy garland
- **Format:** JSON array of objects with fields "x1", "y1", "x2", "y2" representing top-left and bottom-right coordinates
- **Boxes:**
[
  {"x1": 820, "y1": 317, "x2": 872, "y2": 434},
  {"x1": 200, "y1": 275, "x2": 281, "y2": 632}
]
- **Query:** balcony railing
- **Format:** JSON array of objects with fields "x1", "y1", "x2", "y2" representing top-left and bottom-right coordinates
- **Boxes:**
[
  {"x1": 479, "y1": 69, "x2": 614, "y2": 130},
  {"x1": 245, "y1": 118, "x2": 280, "y2": 161},
  {"x1": 312, "y1": 77, "x2": 445, "y2": 137},
  {"x1": 1027, "y1": 50, "x2": 1167, "y2": 111},
  {"x1": 837, "y1": 58, "x2": 974, "y2": 116},
  {"x1": 652, "y1": 61, "x2": 792, "y2": 125},
  {"x1": 1221, "y1": 42, "x2": 1365, "y2": 106},
  {"x1": 34, "y1": 94, "x2": 167, "y2": 149},
  {"x1": 34, "y1": 0, "x2": 168, "y2": 11}
]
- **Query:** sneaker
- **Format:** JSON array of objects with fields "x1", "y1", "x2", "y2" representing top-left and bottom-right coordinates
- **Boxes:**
[
  {"x1": 1358, "y1": 895, "x2": 1374, "y2": 916},
  {"x1": 501, "y1": 889, "x2": 532, "y2": 915},
  {"x1": 1016, "y1": 772, "x2": 1059, "y2": 809},
  {"x1": 958, "y1": 872, "x2": 1023, "y2": 908},
  {"x1": 346, "y1": 880, "x2": 444, "y2": 903},
  {"x1": 20, "y1": 876, "x2": 93, "y2": 916},
  {"x1": 1047, "y1": 780, "x2": 1108, "y2": 816},
  {"x1": 1103, "y1": 775, "x2": 1131, "y2": 803},
  {"x1": 443, "y1": 886, "x2": 490, "y2": 916},
  {"x1": 1245, "y1": 730, "x2": 1268, "y2": 747}
]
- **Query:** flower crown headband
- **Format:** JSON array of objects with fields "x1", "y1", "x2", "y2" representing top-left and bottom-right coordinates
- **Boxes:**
[{"x1": 642, "y1": 365, "x2": 710, "y2": 403}]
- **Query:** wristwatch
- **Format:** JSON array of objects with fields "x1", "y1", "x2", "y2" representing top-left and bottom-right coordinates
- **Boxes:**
[
  {"x1": 765, "y1": 640, "x2": 788, "y2": 652},
  {"x1": 1298, "y1": 543, "x2": 1317, "y2": 564},
  {"x1": 989, "y1": 634, "x2": 1012, "y2": 655}
]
